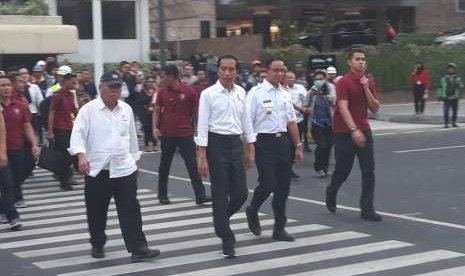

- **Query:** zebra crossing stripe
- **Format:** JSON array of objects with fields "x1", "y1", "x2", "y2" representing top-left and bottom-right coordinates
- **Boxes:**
[
  {"x1": 34, "y1": 223, "x2": 327, "y2": 269},
  {"x1": 0, "y1": 207, "x2": 218, "y2": 239},
  {"x1": 19, "y1": 196, "x2": 189, "y2": 213},
  {"x1": 57, "y1": 231, "x2": 371, "y2": 276},
  {"x1": 15, "y1": 218, "x2": 280, "y2": 258},
  {"x1": 23, "y1": 186, "x2": 84, "y2": 194},
  {"x1": 23, "y1": 188, "x2": 151, "y2": 199},
  {"x1": 285, "y1": 250, "x2": 464, "y2": 276},
  {"x1": 412, "y1": 265, "x2": 465, "y2": 275},
  {"x1": 23, "y1": 178, "x2": 84, "y2": 186},
  {"x1": 0, "y1": 213, "x2": 252, "y2": 249},
  {"x1": 20, "y1": 200, "x2": 194, "y2": 220}
]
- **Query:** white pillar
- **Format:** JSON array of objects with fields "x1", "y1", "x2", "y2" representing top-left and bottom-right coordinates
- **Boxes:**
[
  {"x1": 92, "y1": 0, "x2": 103, "y2": 90},
  {"x1": 46, "y1": 0, "x2": 57, "y2": 16},
  {"x1": 139, "y1": 0, "x2": 151, "y2": 62}
]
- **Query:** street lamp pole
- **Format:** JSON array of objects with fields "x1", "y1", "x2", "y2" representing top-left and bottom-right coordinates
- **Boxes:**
[{"x1": 158, "y1": 0, "x2": 167, "y2": 67}]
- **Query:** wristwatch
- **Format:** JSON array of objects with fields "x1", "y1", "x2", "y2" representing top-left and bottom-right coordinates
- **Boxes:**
[
  {"x1": 350, "y1": 126, "x2": 358, "y2": 133},
  {"x1": 295, "y1": 142, "x2": 303, "y2": 147}
]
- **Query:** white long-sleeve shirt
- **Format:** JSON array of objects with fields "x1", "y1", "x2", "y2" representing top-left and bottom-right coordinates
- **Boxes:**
[
  {"x1": 195, "y1": 80, "x2": 256, "y2": 147},
  {"x1": 27, "y1": 83, "x2": 44, "y2": 114},
  {"x1": 68, "y1": 98, "x2": 141, "y2": 178}
]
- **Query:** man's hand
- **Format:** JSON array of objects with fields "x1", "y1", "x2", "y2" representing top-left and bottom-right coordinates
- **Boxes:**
[
  {"x1": 31, "y1": 145, "x2": 40, "y2": 159},
  {"x1": 424, "y1": 90, "x2": 429, "y2": 99},
  {"x1": 294, "y1": 146, "x2": 304, "y2": 164},
  {"x1": 351, "y1": 129, "x2": 366, "y2": 148},
  {"x1": 360, "y1": 76, "x2": 369, "y2": 90},
  {"x1": 0, "y1": 153, "x2": 7, "y2": 167},
  {"x1": 47, "y1": 132, "x2": 55, "y2": 141},
  {"x1": 198, "y1": 157, "x2": 209, "y2": 178},
  {"x1": 244, "y1": 144, "x2": 255, "y2": 169},
  {"x1": 77, "y1": 153, "x2": 90, "y2": 176},
  {"x1": 152, "y1": 128, "x2": 161, "y2": 140}
]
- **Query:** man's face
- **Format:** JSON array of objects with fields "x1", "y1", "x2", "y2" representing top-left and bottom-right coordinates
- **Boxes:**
[
  {"x1": 100, "y1": 83, "x2": 122, "y2": 102},
  {"x1": 327, "y1": 73, "x2": 336, "y2": 80},
  {"x1": 0, "y1": 78, "x2": 12, "y2": 98},
  {"x1": 81, "y1": 70, "x2": 92, "y2": 82},
  {"x1": 217, "y1": 58, "x2": 237, "y2": 88},
  {"x1": 197, "y1": 71, "x2": 206, "y2": 81},
  {"x1": 258, "y1": 72, "x2": 267, "y2": 83},
  {"x1": 62, "y1": 77, "x2": 77, "y2": 91},
  {"x1": 447, "y1": 67, "x2": 456, "y2": 75},
  {"x1": 13, "y1": 77, "x2": 27, "y2": 92},
  {"x1": 285, "y1": 72, "x2": 296, "y2": 86},
  {"x1": 160, "y1": 71, "x2": 176, "y2": 88},
  {"x1": 348, "y1": 52, "x2": 367, "y2": 74},
  {"x1": 120, "y1": 64, "x2": 131, "y2": 74},
  {"x1": 267, "y1": 61, "x2": 286, "y2": 86},
  {"x1": 18, "y1": 68, "x2": 30, "y2": 82},
  {"x1": 183, "y1": 66, "x2": 193, "y2": 77}
]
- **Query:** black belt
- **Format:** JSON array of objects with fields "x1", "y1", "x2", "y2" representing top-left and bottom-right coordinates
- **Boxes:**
[
  {"x1": 257, "y1": 132, "x2": 287, "y2": 138},
  {"x1": 208, "y1": 132, "x2": 241, "y2": 139}
]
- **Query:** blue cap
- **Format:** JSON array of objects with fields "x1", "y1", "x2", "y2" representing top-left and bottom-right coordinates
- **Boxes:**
[{"x1": 100, "y1": 71, "x2": 122, "y2": 85}]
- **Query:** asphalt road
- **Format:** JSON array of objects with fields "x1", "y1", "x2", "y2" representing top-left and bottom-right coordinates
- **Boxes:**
[{"x1": 1, "y1": 121, "x2": 465, "y2": 276}]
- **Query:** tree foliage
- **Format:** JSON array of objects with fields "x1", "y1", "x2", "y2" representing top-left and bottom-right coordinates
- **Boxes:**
[{"x1": 0, "y1": 0, "x2": 48, "y2": 16}]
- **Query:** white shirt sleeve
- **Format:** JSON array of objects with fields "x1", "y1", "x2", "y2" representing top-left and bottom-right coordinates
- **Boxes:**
[
  {"x1": 68, "y1": 105, "x2": 89, "y2": 156},
  {"x1": 246, "y1": 89, "x2": 258, "y2": 138},
  {"x1": 129, "y1": 108, "x2": 142, "y2": 161},
  {"x1": 242, "y1": 90, "x2": 256, "y2": 144},
  {"x1": 195, "y1": 91, "x2": 210, "y2": 147},
  {"x1": 326, "y1": 83, "x2": 337, "y2": 106}
]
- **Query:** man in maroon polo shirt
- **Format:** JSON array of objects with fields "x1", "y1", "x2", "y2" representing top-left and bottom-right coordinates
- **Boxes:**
[
  {"x1": 47, "y1": 73, "x2": 78, "y2": 190},
  {"x1": 152, "y1": 64, "x2": 210, "y2": 205},
  {"x1": 325, "y1": 49, "x2": 383, "y2": 222},
  {"x1": 0, "y1": 76, "x2": 39, "y2": 209}
]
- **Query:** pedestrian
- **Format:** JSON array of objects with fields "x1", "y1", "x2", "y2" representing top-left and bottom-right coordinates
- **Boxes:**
[
  {"x1": 68, "y1": 71, "x2": 160, "y2": 262},
  {"x1": 119, "y1": 61, "x2": 138, "y2": 108},
  {"x1": 326, "y1": 66, "x2": 340, "y2": 84},
  {"x1": 196, "y1": 54, "x2": 255, "y2": 258},
  {"x1": 245, "y1": 59, "x2": 304, "y2": 242},
  {"x1": 0, "y1": 75, "x2": 39, "y2": 208},
  {"x1": 182, "y1": 65, "x2": 198, "y2": 85},
  {"x1": 437, "y1": 63, "x2": 464, "y2": 128},
  {"x1": 410, "y1": 61, "x2": 430, "y2": 115},
  {"x1": 294, "y1": 61, "x2": 308, "y2": 87},
  {"x1": 31, "y1": 65, "x2": 48, "y2": 97},
  {"x1": 308, "y1": 70, "x2": 336, "y2": 178},
  {"x1": 325, "y1": 49, "x2": 382, "y2": 221},
  {"x1": 47, "y1": 73, "x2": 79, "y2": 191},
  {"x1": 0, "y1": 80, "x2": 23, "y2": 230},
  {"x1": 247, "y1": 60, "x2": 263, "y2": 87},
  {"x1": 191, "y1": 70, "x2": 208, "y2": 95},
  {"x1": 80, "y1": 69, "x2": 98, "y2": 99},
  {"x1": 285, "y1": 70, "x2": 310, "y2": 180},
  {"x1": 153, "y1": 65, "x2": 211, "y2": 205},
  {"x1": 136, "y1": 76, "x2": 159, "y2": 152}
]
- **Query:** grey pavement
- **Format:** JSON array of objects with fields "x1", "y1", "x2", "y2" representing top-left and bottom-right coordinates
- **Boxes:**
[{"x1": 371, "y1": 99, "x2": 465, "y2": 124}]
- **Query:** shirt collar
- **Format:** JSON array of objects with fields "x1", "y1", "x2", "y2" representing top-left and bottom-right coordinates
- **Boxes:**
[
  {"x1": 96, "y1": 97, "x2": 121, "y2": 111},
  {"x1": 214, "y1": 80, "x2": 236, "y2": 93},
  {"x1": 262, "y1": 79, "x2": 280, "y2": 91}
]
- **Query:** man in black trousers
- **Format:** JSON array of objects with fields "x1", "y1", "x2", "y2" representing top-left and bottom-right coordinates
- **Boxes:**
[
  {"x1": 196, "y1": 54, "x2": 256, "y2": 258},
  {"x1": 152, "y1": 64, "x2": 211, "y2": 205}
]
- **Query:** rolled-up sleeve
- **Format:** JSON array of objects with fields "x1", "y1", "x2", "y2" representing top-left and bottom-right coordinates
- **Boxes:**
[
  {"x1": 68, "y1": 106, "x2": 88, "y2": 156},
  {"x1": 194, "y1": 90, "x2": 210, "y2": 146}
]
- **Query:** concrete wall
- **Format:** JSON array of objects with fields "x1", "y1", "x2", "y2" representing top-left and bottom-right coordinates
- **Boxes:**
[
  {"x1": 416, "y1": 0, "x2": 465, "y2": 33},
  {"x1": 168, "y1": 34, "x2": 263, "y2": 62},
  {"x1": 60, "y1": 40, "x2": 143, "y2": 63}
]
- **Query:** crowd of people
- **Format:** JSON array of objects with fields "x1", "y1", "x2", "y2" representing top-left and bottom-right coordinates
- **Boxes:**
[{"x1": 0, "y1": 49, "x2": 462, "y2": 261}]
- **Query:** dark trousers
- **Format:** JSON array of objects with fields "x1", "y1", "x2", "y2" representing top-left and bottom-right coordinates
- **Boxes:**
[
  {"x1": 84, "y1": 170, "x2": 147, "y2": 253},
  {"x1": 207, "y1": 132, "x2": 248, "y2": 242},
  {"x1": 311, "y1": 125, "x2": 333, "y2": 173},
  {"x1": 328, "y1": 130, "x2": 376, "y2": 212},
  {"x1": 140, "y1": 114, "x2": 156, "y2": 147},
  {"x1": 251, "y1": 134, "x2": 292, "y2": 231},
  {"x1": 413, "y1": 84, "x2": 425, "y2": 114},
  {"x1": 158, "y1": 136, "x2": 207, "y2": 200},
  {"x1": 301, "y1": 115, "x2": 309, "y2": 145},
  {"x1": 7, "y1": 149, "x2": 25, "y2": 202},
  {"x1": 53, "y1": 129, "x2": 77, "y2": 185},
  {"x1": 289, "y1": 120, "x2": 306, "y2": 164},
  {"x1": 444, "y1": 99, "x2": 458, "y2": 125},
  {"x1": 23, "y1": 143, "x2": 36, "y2": 179},
  {"x1": 0, "y1": 165, "x2": 20, "y2": 221},
  {"x1": 31, "y1": 113, "x2": 43, "y2": 144}
]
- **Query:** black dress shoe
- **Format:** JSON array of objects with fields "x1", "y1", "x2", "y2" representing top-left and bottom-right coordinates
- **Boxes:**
[
  {"x1": 131, "y1": 247, "x2": 161, "y2": 263},
  {"x1": 361, "y1": 211, "x2": 383, "y2": 222},
  {"x1": 246, "y1": 206, "x2": 261, "y2": 236},
  {"x1": 91, "y1": 247, "x2": 105, "y2": 258},
  {"x1": 196, "y1": 196, "x2": 212, "y2": 205},
  {"x1": 272, "y1": 230, "x2": 295, "y2": 242},
  {"x1": 325, "y1": 188, "x2": 337, "y2": 213},
  {"x1": 222, "y1": 240, "x2": 235, "y2": 259},
  {"x1": 158, "y1": 197, "x2": 170, "y2": 204},
  {"x1": 60, "y1": 184, "x2": 73, "y2": 191}
]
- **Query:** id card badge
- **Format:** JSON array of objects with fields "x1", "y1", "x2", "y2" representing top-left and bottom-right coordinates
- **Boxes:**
[{"x1": 262, "y1": 100, "x2": 273, "y2": 115}]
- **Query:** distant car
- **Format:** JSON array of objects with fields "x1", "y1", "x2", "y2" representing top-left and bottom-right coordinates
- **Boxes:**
[
  {"x1": 299, "y1": 20, "x2": 396, "y2": 51},
  {"x1": 433, "y1": 28, "x2": 465, "y2": 46}
]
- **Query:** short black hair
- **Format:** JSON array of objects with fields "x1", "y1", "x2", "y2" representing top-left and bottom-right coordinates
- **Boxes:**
[
  {"x1": 120, "y1": 61, "x2": 130, "y2": 67},
  {"x1": 8, "y1": 72, "x2": 20, "y2": 83},
  {"x1": 161, "y1": 64, "x2": 179, "y2": 79},
  {"x1": 0, "y1": 75, "x2": 10, "y2": 81},
  {"x1": 347, "y1": 48, "x2": 365, "y2": 60},
  {"x1": 314, "y1": 70, "x2": 327, "y2": 78},
  {"x1": 62, "y1": 73, "x2": 77, "y2": 81},
  {"x1": 217, "y1": 54, "x2": 240, "y2": 71},
  {"x1": 264, "y1": 58, "x2": 284, "y2": 70}
]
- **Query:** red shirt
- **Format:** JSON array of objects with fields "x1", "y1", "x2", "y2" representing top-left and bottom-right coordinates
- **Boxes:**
[
  {"x1": 2, "y1": 99, "x2": 30, "y2": 151},
  {"x1": 50, "y1": 90, "x2": 77, "y2": 131},
  {"x1": 333, "y1": 72, "x2": 378, "y2": 133},
  {"x1": 410, "y1": 69, "x2": 430, "y2": 90},
  {"x1": 155, "y1": 83, "x2": 198, "y2": 137}
]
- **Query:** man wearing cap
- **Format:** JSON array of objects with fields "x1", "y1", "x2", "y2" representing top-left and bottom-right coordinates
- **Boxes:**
[
  {"x1": 437, "y1": 63, "x2": 464, "y2": 128},
  {"x1": 45, "y1": 65, "x2": 73, "y2": 97},
  {"x1": 48, "y1": 73, "x2": 79, "y2": 190},
  {"x1": 247, "y1": 60, "x2": 263, "y2": 87},
  {"x1": 326, "y1": 66, "x2": 339, "y2": 84},
  {"x1": 31, "y1": 65, "x2": 48, "y2": 96},
  {"x1": 68, "y1": 71, "x2": 160, "y2": 262}
]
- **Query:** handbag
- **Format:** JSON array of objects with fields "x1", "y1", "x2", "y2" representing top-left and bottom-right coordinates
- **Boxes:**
[{"x1": 37, "y1": 143, "x2": 67, "y2": 174}]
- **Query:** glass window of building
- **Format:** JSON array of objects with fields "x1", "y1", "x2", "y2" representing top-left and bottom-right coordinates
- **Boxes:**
[
  {"x1": 102, "y1": 1, "x2": 136, "y2": 39},
  {"x1": 57, "y1": 0, "x2": 93, "y2": 39}
]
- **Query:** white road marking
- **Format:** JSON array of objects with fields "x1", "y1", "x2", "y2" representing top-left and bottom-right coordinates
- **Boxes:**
[{"x1": 394, "y1": 145, "x2": 465, "y2": 153}]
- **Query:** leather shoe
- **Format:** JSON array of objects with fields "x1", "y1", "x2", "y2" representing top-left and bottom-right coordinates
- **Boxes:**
[
  {"x1": 325, "y1": 188, "x2": 337, "y2": 213},
  {"x1": 158, "y1": 197, "x2": 170, "y2": 204},
  {"x1": 195, "y1": 196, "x2": 212, "y2": 205},
  {"x1": 246, "y1": 206, "x2": 261, "y2": 236},
  {"x1": 272, "y1": 230, "x2": 295, "y2": 242},
  {"x1": 131, "y1": 247, "x2": 160, "y2": 262},
  {"x1": 91, "y1": 247, "x2": 105, "y2": 258},
  {"x1": 222, "y1": 240, "x2": 235, "y2": 259},
  {"x1": 361, "y1": 211, "x2": 383, "y2": 222},
  {"x1": 60, "y1": 184, "x2": 73, "y2": 191}
]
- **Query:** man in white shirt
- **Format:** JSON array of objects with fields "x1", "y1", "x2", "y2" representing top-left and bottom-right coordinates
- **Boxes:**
[
  {"x1": 68, "y1": 71, "x2": 160, "y2": 262},
  {"x1": 196, "y1": 54, "x2": 255, "y2": 258},
  {"x1": 245, "y1": 59, "x2": 304, "y2": 242}
]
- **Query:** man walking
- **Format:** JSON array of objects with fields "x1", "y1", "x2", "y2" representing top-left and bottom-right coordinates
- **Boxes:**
[
  {"x1": 68, "y1": 71, "x2": 160, "y2": 262},
  {"x1": 196, "y1": 54, "x2": 255, "y2": 258},
  {"x1": 152, "y1": 65, "x2": 211, "y2": 205},
  {"x1": 326, "y1": 49, "x2": 382, "y2": 221},
  {"x1": 245, "y1": 59, "x2": 304, "y2": 242}
]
